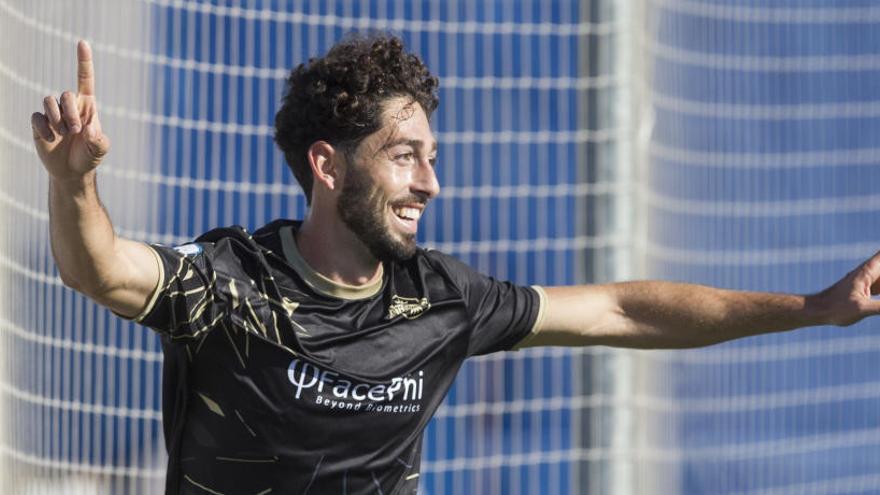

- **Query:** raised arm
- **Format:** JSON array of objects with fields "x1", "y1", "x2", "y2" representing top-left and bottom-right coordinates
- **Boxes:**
[
  {"x1": 525, "y1": 251, "x2": 880, "y2": 349},
  {"x1": 30, "y1": 40, "x2": 159, "y2": 318}
]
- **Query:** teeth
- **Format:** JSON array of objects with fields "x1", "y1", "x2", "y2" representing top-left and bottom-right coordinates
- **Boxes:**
[{"x1": 393, "y1": 207, "x2": 421, "y2": 221}]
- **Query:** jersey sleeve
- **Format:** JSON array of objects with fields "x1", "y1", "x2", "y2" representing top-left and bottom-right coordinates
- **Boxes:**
[
  {"x1": 427, "y1": 251, "x2": 547, "y2": 357},
  {"x1": 127, "y1": 242, "x2": 229, "y2": 339}
]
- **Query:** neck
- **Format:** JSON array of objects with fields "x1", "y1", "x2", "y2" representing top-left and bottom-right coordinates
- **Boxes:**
[{"x1": 295, "y1": 208, "x2": 383, "y2": 287}]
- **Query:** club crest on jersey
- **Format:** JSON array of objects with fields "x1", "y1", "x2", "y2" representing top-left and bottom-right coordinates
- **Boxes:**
[
  {"x1": 386, "y1": 295, "x2": 431, "y2": 320},
  {"x1": 172, "y1": 243, "x2": 203, "y2": 257}
]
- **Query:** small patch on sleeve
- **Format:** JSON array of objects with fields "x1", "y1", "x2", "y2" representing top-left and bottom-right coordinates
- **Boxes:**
[{"x1": 173, "y1": 243, "x2": 204, "y2": 257}]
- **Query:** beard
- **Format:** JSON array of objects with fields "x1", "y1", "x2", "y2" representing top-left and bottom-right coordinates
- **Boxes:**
[{"x1": 337, "y1": 163, "x2": 419, "y2": 263}]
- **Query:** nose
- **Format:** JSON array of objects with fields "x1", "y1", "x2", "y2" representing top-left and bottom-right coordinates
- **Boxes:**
[{"x1": 413, "y1": 159, "x2": 440, "y2": 200}]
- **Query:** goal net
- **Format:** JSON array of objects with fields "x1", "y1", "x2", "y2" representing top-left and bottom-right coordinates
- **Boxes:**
[
  {"x1": 634, "y1": 1, "x2": 880, "y2": 494},
  {"x1": 0, "y1": 0, "x2": 620, "y2": 493}
]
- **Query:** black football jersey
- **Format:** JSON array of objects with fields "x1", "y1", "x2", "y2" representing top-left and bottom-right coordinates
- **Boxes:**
[{"x1": 131, "y1": 219, "x2": 545, "y2": 495}]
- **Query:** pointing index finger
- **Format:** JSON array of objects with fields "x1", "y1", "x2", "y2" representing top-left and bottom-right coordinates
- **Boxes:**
[{"x1": 77, "y1": 40, "x2": 95, "y2": 96}]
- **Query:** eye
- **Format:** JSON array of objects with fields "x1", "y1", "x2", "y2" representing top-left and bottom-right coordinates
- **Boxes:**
[{"x1": 395, "y1": 152, "x2": 416, "y2": 163}]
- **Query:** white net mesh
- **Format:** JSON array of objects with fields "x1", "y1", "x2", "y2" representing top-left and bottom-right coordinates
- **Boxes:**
[
  {"x1": 634, "y1": 1, "x2": 880, "y2": 494},
  {"x1": 1, "y1": 0, "x2": 625, "y2": 493},
  {"x1": 0, "y1": 1, "x2": 164, "y2": 494},
  {"x1": 11, "y1": 1, "x2": 880, "y2": 494}
]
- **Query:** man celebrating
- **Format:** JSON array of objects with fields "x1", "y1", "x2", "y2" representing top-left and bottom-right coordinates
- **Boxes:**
[{"x1": 32, "y1": 36, "x2": 880, "y2": 494}]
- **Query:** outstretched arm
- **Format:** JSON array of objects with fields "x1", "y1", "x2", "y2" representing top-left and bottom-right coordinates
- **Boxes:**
[
  {"x1": 525, "y1": 252, "x2": 880, "y2": 349},
  {"x1": 31, "y1": 40, "x2": 159, "y2": 318}
]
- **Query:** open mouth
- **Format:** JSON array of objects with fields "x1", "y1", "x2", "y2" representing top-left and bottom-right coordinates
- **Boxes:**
[{"x1": 391, "y1": 206, "x2": 422, "y2": 234}]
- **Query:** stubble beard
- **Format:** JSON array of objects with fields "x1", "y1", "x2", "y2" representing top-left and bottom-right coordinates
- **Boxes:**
[{"x1": 337, "y1": 163, "x2": 418, "y2": 263}]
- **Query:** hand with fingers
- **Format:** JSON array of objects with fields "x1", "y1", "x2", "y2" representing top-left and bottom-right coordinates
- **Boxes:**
[
  {"x1": 31, "y1": 40, "x2": 110, "y2": 181},
  {"x1": 810, "y1": 251, "x2": 880, "y2": 327}
]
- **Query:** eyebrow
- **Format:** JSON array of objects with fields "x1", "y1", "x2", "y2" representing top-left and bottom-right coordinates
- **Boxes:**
[{"x1": 382, "y1": 138, "x2": 438, "y2": 153}]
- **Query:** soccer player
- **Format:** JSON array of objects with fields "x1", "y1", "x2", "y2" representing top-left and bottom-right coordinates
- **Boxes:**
[{"x1": 32, "y1": 37, "x2": 880, "y2": 494}]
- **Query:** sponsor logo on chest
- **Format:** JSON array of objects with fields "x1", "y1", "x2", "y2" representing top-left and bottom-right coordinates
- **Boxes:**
[{"x1": 287, "y1": 359, "x2": 426, "y2": 414}]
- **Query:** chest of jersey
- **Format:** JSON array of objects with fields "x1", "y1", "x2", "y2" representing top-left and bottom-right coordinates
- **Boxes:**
[{"x1": 175, "y1": 292, "x2": 468, "y2": 494}]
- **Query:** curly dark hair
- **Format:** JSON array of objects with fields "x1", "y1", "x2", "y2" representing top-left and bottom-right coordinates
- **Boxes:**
[{"x1": 274, "y1": 34, "x2": 439, "y2": 204}]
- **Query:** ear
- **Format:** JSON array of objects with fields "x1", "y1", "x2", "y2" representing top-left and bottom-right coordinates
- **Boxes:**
[{"x1": 307, "y1": 141, "x2": 340, "y2": 192}]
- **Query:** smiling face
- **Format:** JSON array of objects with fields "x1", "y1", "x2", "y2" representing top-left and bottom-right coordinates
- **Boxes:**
[{"x1": 336, "y1": 97, "x2": 440, "y2": 262}]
